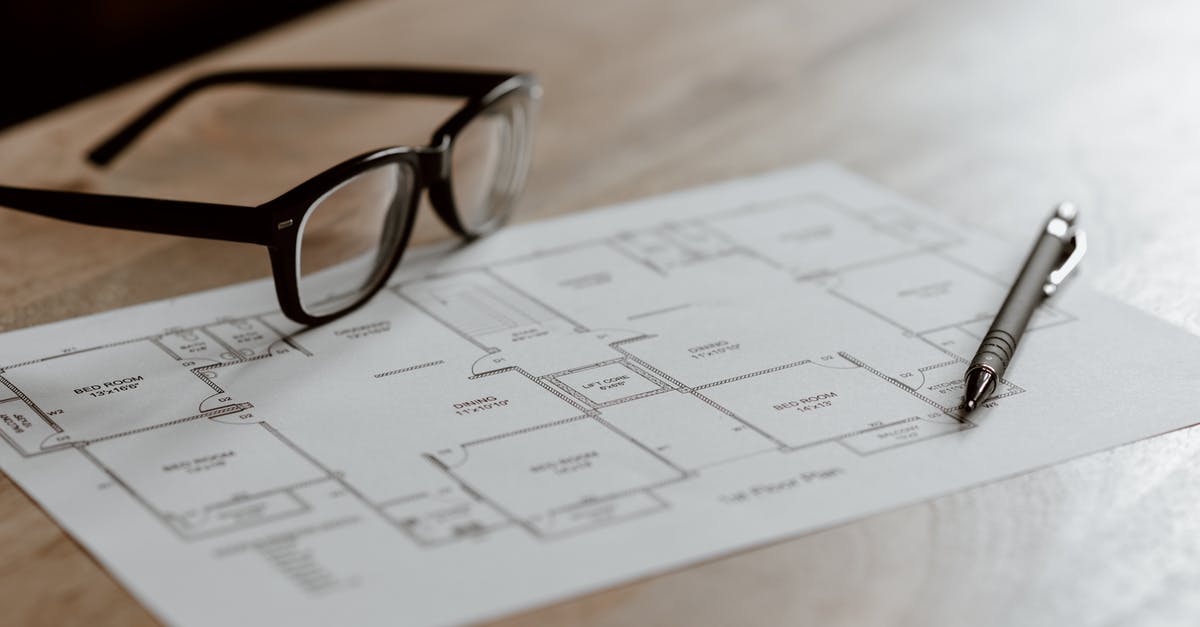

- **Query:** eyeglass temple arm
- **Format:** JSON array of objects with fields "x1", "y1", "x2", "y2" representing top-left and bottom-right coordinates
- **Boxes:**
[
  {"x1": 0, "y1": 186, "x2": 272, "y2": 245},
  {"x1": 87, "y1": 67, "x2": 520, "y2": 167}
]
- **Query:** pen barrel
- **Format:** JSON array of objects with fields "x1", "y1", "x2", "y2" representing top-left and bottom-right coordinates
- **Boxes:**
[{"x1": 971, "y1": 230, "x2": 1068, "y2": 378}]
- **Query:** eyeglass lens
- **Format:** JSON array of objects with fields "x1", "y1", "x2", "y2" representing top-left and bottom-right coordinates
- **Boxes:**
[
  {"x1": 450, "y1": 88, "x2": 536, "y2": 234},
  {"x1": 296, "y1": 161, "x2": 416, "y2": 317}
]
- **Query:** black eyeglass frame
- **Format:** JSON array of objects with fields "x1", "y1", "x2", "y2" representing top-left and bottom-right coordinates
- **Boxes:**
[{"x1": 0, "y1": 67, "x2": 541, "y2": 326}]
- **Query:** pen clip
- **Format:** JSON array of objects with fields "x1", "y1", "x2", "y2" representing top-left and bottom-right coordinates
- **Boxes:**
[{"x1": 1042, "y1": 202, "x2": 1086, "y2": 296}]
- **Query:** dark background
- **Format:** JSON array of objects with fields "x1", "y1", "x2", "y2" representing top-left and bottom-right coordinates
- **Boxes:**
[{"x1": 0, "y1": 0, "x2": 344, "y2": 131}]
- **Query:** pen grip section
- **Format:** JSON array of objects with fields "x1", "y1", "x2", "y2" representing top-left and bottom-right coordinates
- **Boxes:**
[{"x1": 975, "y1": 328, "x2": 1016, "y2": 375}]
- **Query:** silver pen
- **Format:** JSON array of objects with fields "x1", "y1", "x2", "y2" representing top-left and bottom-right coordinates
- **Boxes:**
[{"x1": 963, "y1": 202, "x2": 1087, "y2": 411}]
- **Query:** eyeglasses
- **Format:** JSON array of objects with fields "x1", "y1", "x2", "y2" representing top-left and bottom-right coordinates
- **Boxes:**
[{"x1": 0, "y1": 67, "x2": 541, "y2": 325}]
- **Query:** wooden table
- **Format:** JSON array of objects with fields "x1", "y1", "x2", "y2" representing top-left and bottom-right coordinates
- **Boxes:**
[{"x1": 4, "y1": 0, "x2": 1200, "y2": 624}]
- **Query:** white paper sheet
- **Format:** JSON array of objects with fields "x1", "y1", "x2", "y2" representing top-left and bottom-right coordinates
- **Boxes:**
[{"x1": 1, "y1": 164, "x2": 1197, "y2": 626}]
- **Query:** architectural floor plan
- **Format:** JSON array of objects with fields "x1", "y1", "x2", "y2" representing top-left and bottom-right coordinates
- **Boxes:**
[{"x1": 1, "y1": 164, "x2": 1198, "y2": 626}]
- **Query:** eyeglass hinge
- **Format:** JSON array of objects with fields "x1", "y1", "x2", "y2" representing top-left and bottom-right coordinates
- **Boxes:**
[{"x1": 277, "y1": 219, "x2": 294, "y2": 230}]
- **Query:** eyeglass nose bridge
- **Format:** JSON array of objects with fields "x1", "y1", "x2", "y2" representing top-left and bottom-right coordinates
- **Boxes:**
[{"x1": 416, "y1": 137, "x2": 452, "y2": 180}]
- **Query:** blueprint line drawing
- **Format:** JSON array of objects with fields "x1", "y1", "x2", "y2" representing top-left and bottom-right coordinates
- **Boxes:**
[
  {"x1": 0, "y1": 189, "x2": 1040, "y2": 545},
  {"x1": 0, "y1": 163, "x2": 1195, "y2": 627}
]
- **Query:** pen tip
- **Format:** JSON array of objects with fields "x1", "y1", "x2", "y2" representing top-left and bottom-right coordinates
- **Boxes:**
[{"x1": 963, "y1": 368, "x2": 996, "y2": 413}]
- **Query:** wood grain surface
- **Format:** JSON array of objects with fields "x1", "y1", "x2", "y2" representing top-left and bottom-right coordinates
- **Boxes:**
[{"x1": 3, "y1": 0, "x2": 1200, "y2": 625}]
